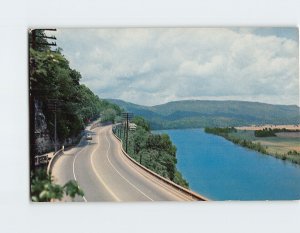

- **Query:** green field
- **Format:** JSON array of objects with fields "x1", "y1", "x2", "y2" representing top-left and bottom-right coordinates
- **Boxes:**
[{"x1": 229, "y1": 130, "x2": 300, "y2": 164}]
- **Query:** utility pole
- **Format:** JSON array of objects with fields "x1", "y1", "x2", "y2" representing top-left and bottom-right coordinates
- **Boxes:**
[
  {"x1": 126, "y1": 115, "x2": 129, "y2": 153},
  {"x1": 121, "y1": 112, "x2": 133, "y2": 153},
  {"x1": 118, "y1": 127, "x2": 121, "y2": 138},
  {"x1": 123, "y1": 122, "x2": 126, "y2": 142},
  {"x1": 47, "y1": 99, "x2": 62, "y2": 152},
  {"x1": 29, "y1": 29, "x2": 57, "y2": 51},
  {"x1": 54, "y1": 104, "x2": 57, "y2": 152}
]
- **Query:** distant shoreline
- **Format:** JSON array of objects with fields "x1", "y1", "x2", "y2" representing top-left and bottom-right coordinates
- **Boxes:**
[
  {"x1": 236, "y1": 124, "x2": 300, "y2": 131},
  {"x1": 204, "y1": 126, "x2": 300, "y2": 165}
]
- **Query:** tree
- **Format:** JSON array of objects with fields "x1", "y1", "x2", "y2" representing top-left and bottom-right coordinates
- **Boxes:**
[
  {"x1": 101, "y1": 108, "x2": 117, "y2": 123},
  {"x1": 69, "y1": 69, "x2": 81, "y2": 85},
  {"x1": 30, "y1": 47, "x2": 122, "y2": 145},
  {"x1": 133, "y1": 127, "x2": 148, "y2": 155},
  {"x1": 133, "y1": 116, "x2": 150, "y2": 131},
  {"x1": 117, "y1": 119, "x2": 189, "y2": 187},
  {"x1": 29, "y1": 30, "x2": 124, "y2": 201}
]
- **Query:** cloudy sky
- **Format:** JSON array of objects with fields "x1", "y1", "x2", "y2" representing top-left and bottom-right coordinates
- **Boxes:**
[{"x1": 54, "y1": 27, "x2": 299, "y2": 106}]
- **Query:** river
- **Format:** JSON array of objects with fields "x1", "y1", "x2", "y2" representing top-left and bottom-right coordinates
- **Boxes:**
[{"x1": 154, "y1": 128, "x2": 300, "y2": 200}]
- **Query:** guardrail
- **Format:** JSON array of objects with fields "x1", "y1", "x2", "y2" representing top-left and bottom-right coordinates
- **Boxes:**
[
  {"x1": 46, "y1": 119, "x2": 101, "y2": 175},
  {"x1": 112, "y1": 130, "x2": 209, "y2": 201},
  {"x1": 47, "y1": 147, "x2": 64, "y2": 175}
]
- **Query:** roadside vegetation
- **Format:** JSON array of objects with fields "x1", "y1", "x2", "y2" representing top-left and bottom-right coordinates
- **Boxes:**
[
  {"x1": 101, "y1": 106, "x2": 122, "y2": 123},
  {"x1": 30, "y1": 46, "x2": 121, "y2": 146},
  {"x1": 29, "y1": 29, "x2": 121, "y2": 201},
  {"x1": 205, "y1": 127, "x2": 300, "y2": 165},
  {"x1": 31, "y1": 169, "x2": 84, "y2": 202},
  {"x1": 114, "y1": 116, "x2": 189, "y2": 188}
]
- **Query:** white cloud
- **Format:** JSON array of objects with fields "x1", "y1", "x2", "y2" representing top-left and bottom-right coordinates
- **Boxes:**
[{"x1": 54, "y1": 28, "x2": 299, "y2": 106}]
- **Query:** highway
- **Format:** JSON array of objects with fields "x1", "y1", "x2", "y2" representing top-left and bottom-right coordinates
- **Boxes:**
[{"x1": 52, "y1": 125, "x2": 201, "y2": 202}]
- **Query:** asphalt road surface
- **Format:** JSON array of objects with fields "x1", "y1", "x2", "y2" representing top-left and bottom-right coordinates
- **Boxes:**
[{"x1": 52, "y1": 125, "x2": 196, "y2": 202}]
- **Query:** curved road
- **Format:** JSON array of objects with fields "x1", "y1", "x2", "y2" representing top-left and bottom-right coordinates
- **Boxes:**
[{"x1": 52, "y1": 125, "x2": 196, "y2": 202}]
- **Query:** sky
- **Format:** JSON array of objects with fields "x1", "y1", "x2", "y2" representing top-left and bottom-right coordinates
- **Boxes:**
[{"x1": 53, "y1": 27, "x2": 299, "y2": 106}]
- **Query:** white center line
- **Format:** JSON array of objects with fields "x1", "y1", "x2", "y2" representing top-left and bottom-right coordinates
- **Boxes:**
[
  {"x1": 72, "y1": 142, "x2": 88, "y2": 202},
  {"x1": 104, "y1": 128, "x2": 154, "y2": 201},
  {"x1": 90, "y1": 128, "x2": 121, "y2": 201}
]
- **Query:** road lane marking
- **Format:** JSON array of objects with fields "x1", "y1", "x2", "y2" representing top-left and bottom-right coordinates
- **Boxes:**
[
  {"x1": 110, "y1": 129, "x2": 191, "y2": 201},
  {"x1": 104, "y1": 128, "x2": 154, "y2": 201},
  {"x1": 90, "y1": 128, "x2": 121, "y2": 202},
  {"x1": 72, "y1": 143, "x2": 88, "y2": 202}
]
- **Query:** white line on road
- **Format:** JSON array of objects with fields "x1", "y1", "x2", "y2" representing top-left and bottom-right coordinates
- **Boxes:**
[
  {"x1": 90, "y1": 129, "x2": 121, "y2": 201},
  {"x1": 72, "y1": 145, "x2": 88, "y2": 202},
  {"x1": 111, "y1": 129, "x2": 190, "y2": 201},
  {"x1": 104, "y1": 129, "x2": 154, "y2": 201},
  {"x1": 111, "y1": 133, "x2": 189, "y2": 201}
]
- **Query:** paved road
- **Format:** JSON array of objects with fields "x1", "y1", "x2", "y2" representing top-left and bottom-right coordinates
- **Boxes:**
[{"x1": 52, "y1": 125, "x2": 196, "y2": 202}]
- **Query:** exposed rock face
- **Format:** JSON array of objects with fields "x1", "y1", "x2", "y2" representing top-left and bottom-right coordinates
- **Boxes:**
[
  {"x1": 33, "y1": 99, "x2": 83, "y2": 155},
  {"x1": 34, "y1": 99, "x2": 53, "y2": 155}
]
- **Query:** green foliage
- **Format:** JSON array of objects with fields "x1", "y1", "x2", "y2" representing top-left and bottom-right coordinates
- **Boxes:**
[
  {"x1": 115, "y1": 119, "x2": 188, "y2": 188},
  {"x1": 132, "y1": 116, "x2": 150, "y2": 131},
  {"x1": 31, "y1": 169, "x2": 84, "y2": 202},
  {"x1": 29, "y1": 44, "x2": 121, "y2": 148},
  {"x1": 254, "y1": 128, "x2": 276, "y2": 137},
  {"x1": 101, "y1": 108, "x2": 117, "y2": 123},
  {"x1": 132, "y1": 127, "x2": 148, "y2": 154},
  {"x1": 99, "y1": 100, "x2": 122, "y2": 123},
  {"x1": 146, "y1": 134, "x2": 177, "y2": 157},
  {"x1": 174, "y1": 170, "x2": 189, "y2": 188},
  {"x1": 255, "y1": 128, "x2": 300, "y2": 137},
  {"x1": 205, "y1": 127, "x2": 237, "y2": 136},
  {"x1": 287, "y1": 150, "x2": 300, "y2": 156},
  {"x1": 64, "y1": 180, "x2": 84, "y2": 199}
]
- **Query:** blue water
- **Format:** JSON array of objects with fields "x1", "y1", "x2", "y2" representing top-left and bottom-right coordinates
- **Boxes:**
[{"x1": 154, "y1": 129, "x2": 300, "y2": 200}]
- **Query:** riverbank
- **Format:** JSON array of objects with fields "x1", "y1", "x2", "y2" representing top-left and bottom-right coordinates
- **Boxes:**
[
  {"x1": 236, "y1": 124, "x2": 300, "y2": 131},
  {"x1": 155, "y1": 128, "x2": 300, "y2": 200},
  {"x1": 205, "y1": 127, "x2": 300, "y2": 165}
]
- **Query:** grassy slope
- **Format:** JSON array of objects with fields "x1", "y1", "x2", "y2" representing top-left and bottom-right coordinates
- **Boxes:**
[{"x1": 229, "y1": 130, "x2": 300, "y2": 164}]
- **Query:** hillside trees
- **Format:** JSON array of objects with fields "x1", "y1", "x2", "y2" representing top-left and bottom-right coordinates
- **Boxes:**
[
  {"x1": 108, "y1": 99, "x2": 300, "y2": 129},
  {"x1": 30, "y1": 45, "x2": 121, "y2": 148},
  {"x1": 116, "y1": 118, "x2": 188, "y2": 188},
  {"x1": 132, "y1": 116, "x2": 150, "y2": 131},
  {"x1": 29, "y1": 29, "x2": 122, "y2": 201}
]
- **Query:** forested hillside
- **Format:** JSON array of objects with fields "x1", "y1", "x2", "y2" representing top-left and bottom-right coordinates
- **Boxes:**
[
  {"x1": 107, "y1": 99, "x2": 300, "y2": 129},
  {"x1": 29, "y1": 30, "x2": 121, "y2": 153}
]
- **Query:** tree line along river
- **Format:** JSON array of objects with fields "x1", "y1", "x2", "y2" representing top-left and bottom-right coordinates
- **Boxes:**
[{"x1": 154, "y1": 128, "x2": 300, "y2": 200}]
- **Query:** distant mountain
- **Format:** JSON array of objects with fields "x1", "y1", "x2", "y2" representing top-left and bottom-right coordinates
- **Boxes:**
[{"x1": 107, "y1": 99, "x2": 300, "y2": 130}]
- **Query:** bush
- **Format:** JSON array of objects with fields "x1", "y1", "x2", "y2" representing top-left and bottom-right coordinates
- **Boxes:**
[
  {"x1": 31, "y1": 169, "x2": 84, "y2": 202},
  {"x1": 254, "y1": 128, "x2": 276, "y2": 137},
  {"x1": 116, "y1": 120, "x2": 189, "y2": 188}
]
